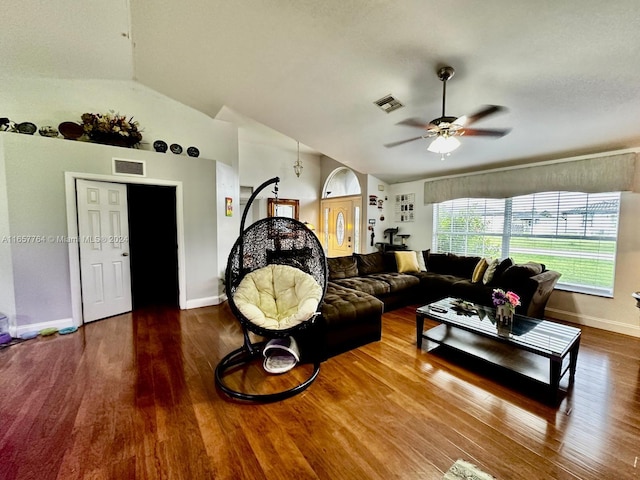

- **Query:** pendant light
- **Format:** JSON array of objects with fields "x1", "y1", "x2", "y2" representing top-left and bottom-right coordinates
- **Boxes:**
[{"x1": 293, "y1": 141, "x2": 302, "y2": 177}]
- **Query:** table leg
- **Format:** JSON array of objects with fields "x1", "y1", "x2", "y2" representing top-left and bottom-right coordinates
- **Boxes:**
[
  {"x1": 550, "y1": 358, "x2": 561, "y2": 403},
  {"x1": 569, "y1": 337, "x2": 580, "y2": 383},
  {"x1": 416, "y1": 314, "x2": 425, "y2": 348}
]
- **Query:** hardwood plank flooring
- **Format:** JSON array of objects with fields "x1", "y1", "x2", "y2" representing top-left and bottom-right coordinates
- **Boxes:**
[{"x1": 1, "y1": 303, "x2": 639, "y2": 479}]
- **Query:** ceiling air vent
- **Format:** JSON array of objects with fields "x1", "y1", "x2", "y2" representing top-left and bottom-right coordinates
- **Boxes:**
[
  {"x1": 112, "y1": 158, "x2": 146, "y2": 177},
  {"x1": 374, "y1": 94, "x2": 404, "y2": 113}
]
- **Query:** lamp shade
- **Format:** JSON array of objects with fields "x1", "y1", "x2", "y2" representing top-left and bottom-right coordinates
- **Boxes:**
[{"x1": 427, "y1": 135, "x2": 461, "y2": 154}]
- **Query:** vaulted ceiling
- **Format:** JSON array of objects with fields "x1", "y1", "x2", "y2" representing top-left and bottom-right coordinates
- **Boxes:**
[{"x1": 5, "y1": 1, "x2": 640, "y2": 183}]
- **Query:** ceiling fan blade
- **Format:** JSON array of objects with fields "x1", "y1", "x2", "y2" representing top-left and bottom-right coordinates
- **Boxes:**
[
  {"x1": 383, "y1": 136, "x2": 424, "y2": 148},
  {"x1": 395, "y1": 118, "x2": 430, "y2": 129},
  {"x1": 456, "y1": 105, "x2": 506, "y2": 127},
  {"x1": 461, "y1": 127, "x2": 511, "y2": 137}
]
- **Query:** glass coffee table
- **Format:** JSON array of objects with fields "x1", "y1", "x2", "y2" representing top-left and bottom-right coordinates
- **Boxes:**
[{"x1": 416, "y1": 297, "x2": 581, "y2": 403}]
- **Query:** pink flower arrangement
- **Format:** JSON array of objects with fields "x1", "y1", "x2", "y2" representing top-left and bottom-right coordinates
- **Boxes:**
[{"x1": 492, "y1": 288, "x2": 521, "y2": 313}]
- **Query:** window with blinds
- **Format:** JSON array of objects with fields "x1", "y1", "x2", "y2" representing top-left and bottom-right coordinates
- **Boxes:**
[{"x1": 433, "y1": 192, "x2": 621, "y2": 297}]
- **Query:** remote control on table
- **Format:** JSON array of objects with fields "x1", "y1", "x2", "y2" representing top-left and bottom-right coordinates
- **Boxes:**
[{"x1": 429, "y1": 306, "x2": 447, "y2": 313}]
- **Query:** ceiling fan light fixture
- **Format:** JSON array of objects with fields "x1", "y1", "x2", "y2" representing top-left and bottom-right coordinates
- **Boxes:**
[{"x1": 427, "y1": 135, "x2": 460, "y2": 154}]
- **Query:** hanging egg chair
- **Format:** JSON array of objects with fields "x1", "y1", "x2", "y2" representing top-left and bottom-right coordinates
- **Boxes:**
[{"x1": 215, "y1": 177, "x2": 327, "y2": 402}]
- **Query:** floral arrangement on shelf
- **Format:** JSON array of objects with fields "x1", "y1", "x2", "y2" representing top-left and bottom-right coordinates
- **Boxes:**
[
  {"x1": 80, "y1": 111, "x2": 143, "y2": 148},
  {"x1": 492, "y1": 288, "x2": 521, "y2": 313}
]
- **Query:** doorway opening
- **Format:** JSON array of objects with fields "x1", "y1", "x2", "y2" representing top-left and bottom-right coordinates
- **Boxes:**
[
  {"x1": 321, "y1": 168, "x2": 362, "y2": 256},
  {"x1": 127, "y1": 184, "x2": 179, "y2": 308},
  {"x1": 65, "y1": 172, "x2": 187, "y2": 327}
]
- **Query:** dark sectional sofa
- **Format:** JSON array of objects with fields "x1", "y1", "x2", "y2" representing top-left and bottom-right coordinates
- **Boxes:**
[{"x1": 315, "y1": 250, "x2": 561, "y2": 358}]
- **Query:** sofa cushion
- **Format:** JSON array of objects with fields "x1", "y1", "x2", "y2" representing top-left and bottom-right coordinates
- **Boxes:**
[
  {"x1": 395, "y1": 251, "x2": 420, "y2": 273},
  {"x1": 327, "y1": 256, "x2": 358, "y2": 280},
  {"x1": 320, "y1": 283, "x2": 383, "y2": 357},
  {"x1": 425, "y1": 252, "x2": 449, "y2": 274},
  {"x1": 233, "y1": 264, "x2": 323, "y2": 331},
  {"x1": 428, "y1": 252, "x2": 480, "y2": 277},
  {"x1": 321, "y1": 283, "x2": 384, "y2": 325},
  {"x1": 451, "y1": 279, "x2": 494, "y2": 306},
  {"x1": 354, "y1": 252, "x2": 386, "y2": 275},
  {"x1": 500, "y1": 262, "x2": 545, "y2": 285},
  {"x1": 448, "y1": 253, "x2": 483, "y2": 278},
  {"x1": 415, "y1": 251, "x2": 427, "y2": 272},
  {"x1": 331, "y1": 276, "x2": 391, "y2": 296},
  {"x1": 368, "y1": 272, "x2": 420, "y2": 293},
  {"x1": 413, "y1": 271, "x2": 462, "y2": 293}
]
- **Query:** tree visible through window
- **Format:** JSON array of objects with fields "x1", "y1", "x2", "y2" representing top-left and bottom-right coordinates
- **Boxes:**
[{"x1": 433, "y1": 192, "x2": 621, "y2": 297}]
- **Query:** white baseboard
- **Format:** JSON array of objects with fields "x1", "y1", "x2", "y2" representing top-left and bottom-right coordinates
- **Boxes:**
[
  {"x1": 14, "y1": 317, "x2": 74, "y2": 337},
  {"x1": 546, "y1": 307, "x2": 640, "y2": 338},
  {"x1": 185, "y1": 294, "x2": 227, "y2": 309}
]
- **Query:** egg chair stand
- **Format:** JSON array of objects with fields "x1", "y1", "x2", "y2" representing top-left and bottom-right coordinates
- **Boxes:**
[{"x1": 215, "y1": 177, "x2": 328, "y2": 403}]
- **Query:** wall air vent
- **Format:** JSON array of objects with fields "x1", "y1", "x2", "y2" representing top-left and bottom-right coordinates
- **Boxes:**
[
  {"x1": 374, "y1": 94, "x2": 404, "y2": 113},
  {"x1": 112, "y1": 158, "x2": 146, "y2": 177}
]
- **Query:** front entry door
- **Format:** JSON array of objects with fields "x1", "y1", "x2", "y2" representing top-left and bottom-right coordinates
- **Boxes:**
[
  {"x1": 77, "y1": 179, "x2": 132, "y2": 322},
  {"x1": 326, "y1": 199, "x2": 354, "y2": 257}
]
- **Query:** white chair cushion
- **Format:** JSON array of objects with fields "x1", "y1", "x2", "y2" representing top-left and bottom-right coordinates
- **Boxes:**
[{"x1": 233, "y1": 264, "x2": 323, "y2": 330}]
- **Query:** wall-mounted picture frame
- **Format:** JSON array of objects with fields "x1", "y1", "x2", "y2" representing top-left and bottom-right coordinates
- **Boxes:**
[
  {"x1": 267, "y1": 198, "x2": 299, "y2": 220},
  {"x1": 225, "y1": 197, "x2": 233, "y2": 216}
]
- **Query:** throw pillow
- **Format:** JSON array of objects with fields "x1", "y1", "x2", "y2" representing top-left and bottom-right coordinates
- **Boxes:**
[
  {"x1": 383, "y1": 252, "x2": 398, "y2": 271},
  {"x1": 395, "y1": 251, "x2": 420, "y2": 273},
  {"x1": 326, "y1": 256, "x2": 358, "y2": 280},
  {"x1": 421, "y1": 249, "x2": 430, "y2": 270},
  {"x1": 500, "y1": 262, "x2": 545, "y2": 284},
  {"x1": 415, "y1": 251, "x2": 427, "y2": 272},
  {"x1": 354, "y1": 252, "x2": 386, "y2": 275},
  {"x1": 491, "y1": 257, "x2": 514, "y2": 285},
  {"x1": 471, "y1": 258, "x2": 489, "y2": 283},
  {"x1": 482, "y1": 258, "x2": 500, "y2": 285}
]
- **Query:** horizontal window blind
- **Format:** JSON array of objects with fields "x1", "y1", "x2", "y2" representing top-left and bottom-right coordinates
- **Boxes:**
[
  {"x1": 434, "y1": 198, "x2": 506, "y2": 259},
  {"x1": 433, "y1": 192, "x2": 621, "y2": 296}
]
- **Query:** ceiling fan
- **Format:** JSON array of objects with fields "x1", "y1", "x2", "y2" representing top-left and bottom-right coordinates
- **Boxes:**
[{"x1": 385, "y1": 66, "x2": 510, "y2": 156}]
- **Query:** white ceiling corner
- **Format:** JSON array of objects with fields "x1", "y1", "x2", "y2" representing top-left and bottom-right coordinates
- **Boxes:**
[{"x1": 4, "y1": 0, "x2": 640, "y2": 184}]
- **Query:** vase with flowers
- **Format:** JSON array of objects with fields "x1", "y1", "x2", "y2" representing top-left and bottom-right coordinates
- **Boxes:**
[
  {"x1": 81, "y1": 111, "x2": 143, "y2": 148},
  {"x1": 492, "y1": 288, "x2": 520, "y2": 332}
]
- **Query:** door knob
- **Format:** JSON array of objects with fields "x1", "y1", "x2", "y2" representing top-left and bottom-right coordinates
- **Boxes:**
[{"x1": 122, "y1": 252, "x2": 129, "y2": 257}]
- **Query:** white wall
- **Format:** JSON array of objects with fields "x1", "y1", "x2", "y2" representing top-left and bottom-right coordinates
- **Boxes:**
[
  {"x1": 215, "y1": 162, "x2": 240, "y2": 301},
  {"x1": 388, "y1": 179, "x2": 640, "y2": 337},
  {"x1": 239, "y1": 140, "x2": 321, "y2": 226},
  {"x1": 388, "y1": 180, "x2": 433, "y2": 251},
  {"x1": 0, "y1": 77, "x2": 237, "y2": 166},
  {"x1": 0, "y1": 133, "x2": 237, "y2": 330},
  {"x1": 365, "y1": 175, "x2": 390, "y2": 253},
  {"x1": 0, "y1": 142, "x2": 17, "y2": 326},
  {"x1": 0, "y1": 76, "x2": 239, "y2": 332}
]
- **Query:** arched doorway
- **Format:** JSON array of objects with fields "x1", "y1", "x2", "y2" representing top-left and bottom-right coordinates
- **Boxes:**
[{"x1": 321, "y1": 168, "x2": 362, "y2": 257}]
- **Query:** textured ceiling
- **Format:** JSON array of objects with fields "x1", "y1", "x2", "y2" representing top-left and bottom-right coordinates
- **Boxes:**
[{"x1": 4, "y1": 1, "x2": 640, "y2": 184}]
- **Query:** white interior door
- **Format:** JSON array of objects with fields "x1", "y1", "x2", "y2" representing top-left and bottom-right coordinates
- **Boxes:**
[{"x1": 77, "y1": 179, "x2": 132, "y2": 322}]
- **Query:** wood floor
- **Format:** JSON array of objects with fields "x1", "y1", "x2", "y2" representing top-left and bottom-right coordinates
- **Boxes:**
[{"x1": 1, "y1": 303, "x2": 639, "y2": 480}]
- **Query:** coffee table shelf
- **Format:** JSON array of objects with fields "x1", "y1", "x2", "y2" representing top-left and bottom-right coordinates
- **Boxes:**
[{"x1": 416, "y1": 297, "x2": 581, "y2": 403}]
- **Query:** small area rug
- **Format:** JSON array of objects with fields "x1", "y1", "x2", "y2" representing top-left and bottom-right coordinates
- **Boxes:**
[{"x1": 443, "y1": 459, "x2": 496, "y2": 480}]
